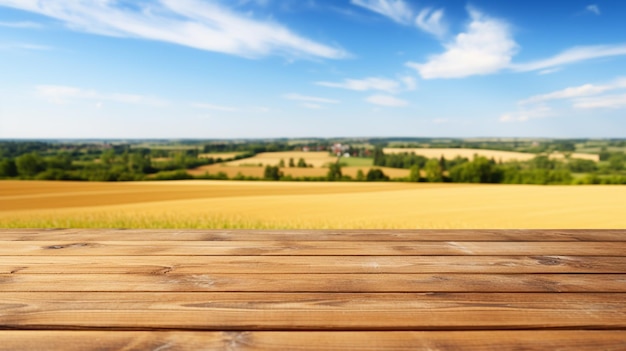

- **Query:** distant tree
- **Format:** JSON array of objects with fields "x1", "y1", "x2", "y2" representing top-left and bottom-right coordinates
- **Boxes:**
[
  {"x1": 408, "y1": 165, "x2": 421, "y2": 182},
  {"x1": 366, "y1": 168, "x2": 389, "y2": 181},
  {"x1": 356, "y1": 169, "x2": 365, "y2": 181},
  {"x1": 288, "y1": 158, "x2": 295, "y2": 167},
  {"x1": 101, "y1": 149, "x2": 116, "y2": 165},
  {"x1": 263, "y1": 165, "x2": 282, "y2": 180},
  {"x1": 609, "y1": 153, "x2": 625, "y2": 171},
  {"x1": 297, "y1": 158, "x2": 308, "y2": 168},
  {"x1": 449, "y1": 156, "x2": 503, "y2": 183},
  {"x1": 0, "y1": 159, "x2": 18, "y2": 177},
  {"x1": 327, "y1": 162, "x2": 342, "y2": 181},
  {"x1": 424, "y1": 159, "x2": 444, "y2": 182},
  {"x1": 15, "y1": 152, "x2": 46, "y2": 177},
  {"x1": 278, "y1": 159, "x2": 285, "y2": 168}
]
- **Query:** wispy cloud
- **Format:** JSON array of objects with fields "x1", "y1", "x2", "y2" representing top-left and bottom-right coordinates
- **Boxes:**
[
  {"x1": 351, "y1": 0, "x2": 412, "y2": 24},
  {"x1": 573, "y1": 94, "x2": 626, "y2": 109},
  {"x1": 365, "y1": 94, "x2": 408, "y2": 107},
  {"x1": 502, "y1": 77, "x2": 626, "y2": 121},
  {"x1": 586, "y1": 4, "x2": 601, "y2": 15},
  {"x1": 499, "y1": 105, "x2": 553, "y2": 122},
  {"x1": 520, "y1": 78, "x2": 626, "y2": 105},
  {"x1": 351, "y1": 0, "x2": 446, "y2": 37},
  {"x1": 0, "y1": 43, "x2": 51, "y2": 51},
  {"x1": 192, "y1": 103, "x2": 238, "y2": 112},
  {"x1": 0, "y1": 20, "x2": 42, "y2": 29},
  {"x1": 511, "y1": 44, "x2": 626, "y2": 72},
  {"x1": 283, "y1": 93, "x2": 339, "y2": 104},
  {"x1": 0, "y1": 0, "x2": 347, "y2": 60},
  {"x1": 415, "y1": 8, "x2": 446, "y2": 38},
  {"x1": 37, "y1": 85, "x2": 167, "y2": 106},
  {"x1": 316, "y1": 76, "x2": 414, "y2": 93},
  {"x1": 407, "y1": 9, "x2": 517, "y2": 79}
]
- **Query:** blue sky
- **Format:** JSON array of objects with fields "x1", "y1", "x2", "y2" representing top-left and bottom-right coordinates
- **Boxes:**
[{"x1": 1, "y1": 0, "x2": 625, "y2": 139}]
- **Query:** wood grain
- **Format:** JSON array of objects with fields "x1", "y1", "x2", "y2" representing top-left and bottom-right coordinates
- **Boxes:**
[
  {"x1": 2, "y1": 255, "x2": 623, "y2": 274},
  {"x1": 1, "y1": 273, "x2": 624, "y2": 292},
  {"x1": 0, "y1": 331, "x2": 624, "y2": 351},
  {"x1": 1, "y1": 292, "x2": 625, "y2": 330},
  {"x1": 2, "y1": 241, "x2": 625, "y2": 256},
  {"x1": 1, "y1": 229, "x2": 624, "y2": 350}
]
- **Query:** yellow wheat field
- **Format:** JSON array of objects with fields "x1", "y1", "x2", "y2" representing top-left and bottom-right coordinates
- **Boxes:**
[
  {"x1": 198, "y1": 152, "x2": 243, "y2": 160},
  {"x1": 225, "y1": 151, "x2": 337, "y2": 167},
  {"x1": 1, "y1": 180, "x2": 624, "y2": 229},
  {"x1": 384, "y1": 148, "x2": 599, "y2": 162}
]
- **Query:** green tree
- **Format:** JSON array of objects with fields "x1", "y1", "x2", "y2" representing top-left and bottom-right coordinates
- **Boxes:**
[
  {"x1": 278, "y1": 159, "x2": 285, "y2": 168},
  {"x1": 288, "y1": 158, "x2": 295, "y2": 167},
  {"x1": 424, "y1": 158, "x2": 444, "y2": 182},
  {"x1": 264, "y1": 165, "x2": 282, "y2": 180},
  {"x1": 15, "y1": 152, "x2": 46, "y2": 177},
  {"x1": 297, "y1": 158, "x2": 308, "y2": 168},
  {"x1": 47, "y1": 153, "x2": 73, "y2": 170},
  {"x1": 101, "y1": 149, "x2": 116, "y2": 165},
  {"x1": 408, "y1": 165, "x2": 421, "y2": 182},
  {"x1": 327, "y1": 162, "x2": 342, "y2": 181},
  {"x1": 449, "y1": 156, "x2": 502, "y2": 183},
  {"x1": 356, "y1": 169, "x2": 365, "y2": 181},
  {"x1": 366, "y1": 168, "x2": 389, "y2": 181},
  {"x1": 0, "y1": 159, "x2": 18, "y2": 177},
  {"x1": 609, "y1": 153, "x2": 625, "y2": 171}
]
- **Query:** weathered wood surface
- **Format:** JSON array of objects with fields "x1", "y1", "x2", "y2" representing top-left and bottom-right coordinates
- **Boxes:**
[{"x1": 1, "y1": 229, "x2": 625, "y2": 350}]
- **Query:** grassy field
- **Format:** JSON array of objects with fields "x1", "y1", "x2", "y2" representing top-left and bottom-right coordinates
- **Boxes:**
[
  {"x1": 1, "y1": 180, "x2": 624, "y2": 229},
  {"x1": 384, "y1": 148, "x2": 600, "y2": 162}
]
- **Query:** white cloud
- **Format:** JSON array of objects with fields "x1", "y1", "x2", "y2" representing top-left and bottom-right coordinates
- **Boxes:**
[
  {"x1": 0, "y1": 0, "x2": 347, "y2": 59},
  {"x1": 283, "y1": 93, "x2": 339, "y2": 104},
  {"x1": 400, "y1": 76, "x2": 417, "y2": 91},
  {"x1": 415, "y1": 8, "x2": 446, "y2": 38},
  {"x1": 192, "y1": 103, "x2": 238, "y2": 112},
  {"x1": 502, "y1": 77, "x2": 626, "y2": 121},
  {"x1": 316, "y1": 77, "x2": 400, "y2": 93},
  {"x1": 499, "y1": 105, "x2": 553, "y2": 122},
  {"x1": 0, "y1": 20, "x2": 42, "y2": 28},
  {"x1": 351, "y1": 0, "x2": 445, "y2": 37},
  {"x1": 0, "y1": 43, "x2": 51, "y2": 51},
  {"x1": 302, "y1": 103, "x2": 323, "y2": 109},
  {"x1": 586, "y1": 4, "x2": 600, "y2": 15},
  {"x1": 574, "y1": 94, "x2": 626, "y2": 109},
  {"x1": 407, "y1": 9, "x2": 517, "y2": 79},
  {"x1": 520, "y1": 78, "x2": 626, "y2": 105},
  {"x1": 511, "y1": 44, "x2": 626, "y2": 72},
  {"x1": 365, "y1": 94, "x2": 408, "y2": 107},
  {"x1": 538, "y1": 67, "x2": 561, "y2": 75},
  {"x1": 36, "y1": 85, "x2": 167, "y2": 106},
  {"x1": 351, "y1": 0, "x2": 412, "y2": 24}
]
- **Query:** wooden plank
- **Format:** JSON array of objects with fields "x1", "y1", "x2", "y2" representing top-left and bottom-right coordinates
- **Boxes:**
[
  {"x1": 0, "y1": 331, "x2": 625, "y2": 351},
  {"x1": 1, "y1": 292, "x2": 625, "y2": 330},
  {"x1": 2, "y1": 229, "x2": 625, "y2": 241},
  {"x1": 1, "y1": 273, "x2": 625, "y2": 292},
  {"x1": 3, "y1": 255, "x2": 624, "y2": 274},
  {"x1": 1, "y1": 241, "x2": 625, "y2": 256}
]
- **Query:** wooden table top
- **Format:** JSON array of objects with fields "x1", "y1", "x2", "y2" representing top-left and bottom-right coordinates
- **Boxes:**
[{"x1": 1, "y1": 229, "x2": 625, "y2": 350}]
